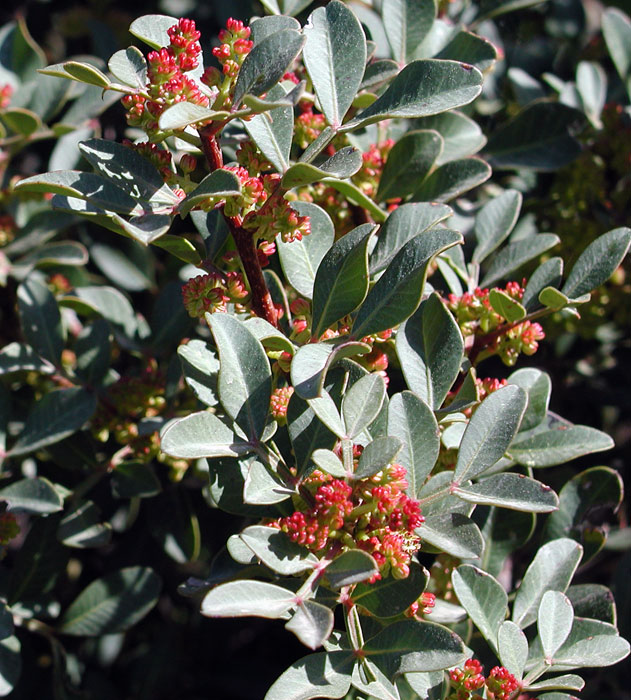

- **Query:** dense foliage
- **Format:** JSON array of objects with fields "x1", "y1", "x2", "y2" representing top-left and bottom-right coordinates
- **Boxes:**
[{"x1": 0, "y1": 0, "x2": 629, "y2": 698}]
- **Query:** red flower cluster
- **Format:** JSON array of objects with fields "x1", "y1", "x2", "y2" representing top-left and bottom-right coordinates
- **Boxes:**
[
  {"x1": 271, "y1": 462, "x2": 424, "y2": 582},
  {"x1": 0, "y1": 84, "x2": 12, "y2": 110},
  {"x1": 295, "y1": 105, "x2": 327, "y2": 148},
  {"x1": 206, "y1": 18, "x2": 253, "y2": 83},
  {"x1": 406, "y1": 591, "x2": 436, "y2": 618},
  {"x1": 353, "y1": 139, "x2": 396, "y2": 199},
  {"x1": 181, "y1": 271, "x2": 249, "y2": 318},
  {"x1": 448, "y1": 660, "x2": 520, "y2": 700},
  {"x1": 447, "y1": 282, "x2": 545, "y2": 366},
  {"x1": 486, "y1": 666, "x2": 520, "y2": 700},
  {"x1": 122, "y1": 18, "x2": 207, "y2": 135},
  {"x1": 449, "y1": 659, "x2": 486, "y2": 700},
  {"x1": 270, "y1": 386, "x2": 294, "y2": 423}
]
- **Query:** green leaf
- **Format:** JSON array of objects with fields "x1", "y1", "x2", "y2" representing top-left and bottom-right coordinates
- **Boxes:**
[
  {"x1": 0, "y1": 342, "x2": 53, "y2": 375},
  {"x1": 480, "y1": 233, "x2": 559, "y2": 287},
  {"x1": 544, "y1": 466, "x2": 623, "y2": 561},
  {"x1": 158, "y1": 102, "x2": 228, "y2": 131},
  {"x1": 16, "y1": 276, "x2": 64, "y2": 365},
  {"x1": 286, "y1": 600, "x2": 334, "y2": 650},
  {"x1": 351, "y1": 658, "x2": 399, "y2": 699},
  {"x1": 15, "y1": 170, "x2": 138, "y2": 214},
  {"x1": 109, "y1": 212, "x2": 173, "y2": 245},
  {"x1": 387, "y1": 392, "x2": 439, "y2": 497},
  {"x1": 512, "y1": 538, "x2": 582, "y2": 629},
  {"x1": 325, "y1": 550, "x2": 378, "y2": 588},
  {"x1": 8, "y1": 515, "x2": 67, "y2": 604},
  {"x1": 412, "y1": 157, "x2": 491, "y2": 202},
  {"x1": 343, "y1": 59, "x2": 483, "y2": 132},
  {"x1": 62, "y1": 61, "x2": 110, "y2": 87},
  {"x1": 421, "y1": 114, "x2": 485, "y2": 170},
  {"x1": 291, "y1": 340, "x2": 370, "y2": 400},
  {"x1": 312, "y1": 449, "x2": 346, "y2": 478},
  {"x1": 178, "y1": 339, "x2": 219, "y2": 408},
  {"x1": 0, "y1": 477, "x2": 63, "y2": 514},
  {"x1": 421, "y1": 512, "x2": 484, "y2": 558},
  {"x1": 497, "y1": 621, "x2": 528, "y2": 680},
  {"x1": 1, "y1": 107, "x2": 41, "y2": 135},
  {"x1": 244, "y1": 84, "x2": 293, "y2": 173},
  {"x1": 396, "y1": 293, "x2": 464, "y2": 409},
  {"x1": 0, "y1": 636, "x2": 20, "y2": 697},
  {"x1": 177, "y1": 169, "x2": 241, "y2": 216},
  {"x1": 365, "y1": 619, "x2": 466, "y2": 675},
  {"x1": 452, "y1": 565, "x2": 507, "y2": 653},
  {"x1": 278, "y1": 202, "x2": 335, "y2": 298},
  {"x1": 208, "y1": 314, "x2": 271, "y2": 441},
  {"x1": 240, "y1": 526, "x2": 317, "y2": 575},
  {"x1": 303, "y1": 0, "x2": 366, "y2": 127},
  {"x1": 233, "y1": 29, "x2": 306, "y2": 108},
  {"x1": 454, "y1": 473, "x2": 558, "y2": 513},
  {"x1": 522, "y1": 257, "x2": 564, "y2": 310},
  {"x1": 354, "y1": 436, "x2": 402, "y2": 479},
  {"x1": 18, "y1": 240, "x2": 88, "y2": 269},
  {"x1": 508, "y1": 368, "x2": 551, "y2": 432},
  {"x1": 288, "y1": 394, "x2": 337, "y2": 476},
  {"x1": 74, "y1": 320, "x2": 111, "y2": 385},
  {"x1": 526, "y1": 677, "x2": 585, "y2": 693},
  {"x1": 0, "y1": 18, "x2": 45, "y2": 82},
  {"x1": 376, "y1": 130, "x2": 443, "y2": 201},
  {"x1": 243, "y1": 458, "x2": 292, "y2": 505},
  {"x1": 308, "y1": 392, "x2": 346, "y2": 439},
  {"x1": 342, "y1": 374, "x2": 386, "y2": 440},
  {"x1": 353, "y1": 563, "x2": 429, "y2": 618},
  {"x1": 71, "y1": 285, "x2": 141, "y2": 342},
  {"x1": 538, "y1": 591, "x2": 574, "y2": 660},
  {"x1": 250, "y1": 15, "x2": 301, "y2": 44},
  {"x1": 320, "y1": 178, "x2": 386, "y2": 222},
  {"x1": 128, "y1": 14, "x2": 177, "y2": 49},
  {"x1": 509, "y1": 424, "x2": 614, "y2": 468},
  {"x1": 352, "y1": 229, "x2": 462, "y2": 339},
  {"x1": 79, "y1": 138, "x2": 179, "y2": 205},
  {"x1": 561, "y1": 228, "x2": 631, "y2": 299},
  {"x1": 282, "y1": 147, "x2": 363, "y2": 188},
  {"x1": 473, "y1": 190, "x2": 522, "y2": 263},
  {"x1": 435, "y1": 30, "x2": 497, "y2": 73},
  {"x1": 264, "y1": 651, "x2": 353, "y2": 700},
  {"x1": 108, "y1": 46, "x2": 147, "y2": 89},
  {"x1": 576, "y1": 61, "x2": 606, "y2": 127},
  {"x1": 552, "y1": 634, "x2": 630, "y2": 669},
  {"x1": 486, "y1": 102, "x2": 584, "y2": 170},
  {"x1": 311, "y1": 223, "x2": 374, "y2": 339},
  {"x1": 489, "y1": 289, "x2": 527, "y2": 322},
  {"x1": 146, "y1": 487, "x2": 200, "y2": 563},
  {"x1": 152, "y1": 234, "x2": 202, "y2": 265},
  {"x1": 370, "y1": 202, "x2": 452, "y2": 275},
  {"x1": 57, "y1": 500, "x2": 111, "y2": 548},
  {"x1": 538, "y1": 287, "x2": 572, "y2": 311},
  {"x1": 160, "y1": 411, "x2": 252, "y2": 459},
  {"x1": 479, "y1": 507, "x2": 534, "y2": 578},
  {"x1": 382, "y1": 0, "x2": 435, "y2": 64},
  {"x1": 201, "y1": 580, "x2": 295, "y2": 619},
  {"x1": 59, "y1": 567, "x2": 161, "y2": 636},
  {"x1": 360, "y1": 59, "x2": 399, "y2": 91},
  {"x1": 602, "y1": 8, "x2": 631, "y2": 96},
  {"x1": 566, "y1": 584, "x2": 616, "y2": 625},
  {"x1": 111, "y1": 461, "x2": 161, "y2": 499},
  {"x1": 453, "y1": 385, "x2": 527, "y2": 484},
  {"x1": 9, "y1": 387, "x2": 97, "y2": 457}
]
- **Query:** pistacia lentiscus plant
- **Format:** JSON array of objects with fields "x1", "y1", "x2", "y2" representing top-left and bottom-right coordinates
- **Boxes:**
[{"x1": 1, "y1": 1, "x2": 631, "y2": 698}]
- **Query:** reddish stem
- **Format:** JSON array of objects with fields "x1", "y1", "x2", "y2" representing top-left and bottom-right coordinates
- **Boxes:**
[{"x1": 197, "y1": 123, "x2": 277, "y2": 327}]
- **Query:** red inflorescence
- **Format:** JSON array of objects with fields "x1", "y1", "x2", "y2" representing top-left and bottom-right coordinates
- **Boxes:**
[
  {"x1": 0, "y1": 84, "x2": 13, "y2": 110},
  {"x1": 486, "y1": 666, "x2": 520, "y2": 700},
  {"x1": 271, "y1": 462, "x2": 424, "y2": 582}
]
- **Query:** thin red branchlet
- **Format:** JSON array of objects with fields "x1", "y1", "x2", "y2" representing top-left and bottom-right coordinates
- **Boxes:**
[
  {"x1": 447, "y1": 282, "x2": 545, "y2": 366},
  {"x1": 269, "y1": 462, "x2": 424, "y2": 582}
]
